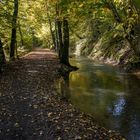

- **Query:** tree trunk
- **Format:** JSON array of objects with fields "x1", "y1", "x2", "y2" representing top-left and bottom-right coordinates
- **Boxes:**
[
  {"x1": 105, "y1": 0, "x2": 122, "y2": 23},
  {"x1": 55, "y1": 19, "x2": 59, "y2": 52},
  {"x1": 15, "y1": 40, "x2": 19, "y2": 59},
  {"x1": 0, "y1": 39, "x2": 6, "y2": 72},
  {"x1": 47, "y1": 14, "x2": 56, "y2": 50},
  {"x1": 55, "y1": 18, "x2": 70, "y2": 65},
  {"x1": 57, "y1": 19, "x2": 63, "y2": 59},
  {"x1": 61, "y1": 19, "x2": 70, "y2": 65},
  {"x1": 54, "y1": 4, "x2": 70, "y2": 65},
  {"x1": 106, "y1": 0, "x2": 140, "y2": 56},
  {"x1": 10, "y1": 0, "x2": 19, "y2": 60}
]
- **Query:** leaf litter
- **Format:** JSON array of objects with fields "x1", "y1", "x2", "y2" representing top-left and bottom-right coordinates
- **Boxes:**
[{"x1": 0, "y1": 49, "x2": 126, "y2": 140}]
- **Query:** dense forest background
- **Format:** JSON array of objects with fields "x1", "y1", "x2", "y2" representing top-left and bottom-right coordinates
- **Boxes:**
[{"x1": 0, "y1": 0, "x2": 140, "y2": 71}]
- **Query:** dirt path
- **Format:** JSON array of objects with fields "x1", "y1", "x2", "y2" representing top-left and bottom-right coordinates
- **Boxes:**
[{"x1": 0, "y1": 49, "x2": 125, "y2": 140}]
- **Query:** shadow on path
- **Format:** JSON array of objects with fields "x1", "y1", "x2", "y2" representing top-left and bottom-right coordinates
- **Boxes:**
[
  {"x1": 0, "y1": 49, "x2": 125, "y2": 140},
  {"x1": 0, "y1": 49, "x2": 60, "y2": 140}
]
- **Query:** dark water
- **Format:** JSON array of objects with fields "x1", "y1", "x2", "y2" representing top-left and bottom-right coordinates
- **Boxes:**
[{"x1": 57, "y1": 57, "x2": 140, "y2": 140}]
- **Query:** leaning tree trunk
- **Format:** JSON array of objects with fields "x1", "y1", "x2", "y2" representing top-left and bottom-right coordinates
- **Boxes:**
[
  {"x1": 10, "y1": 0, "x2": 19, "y2": 60},
  {"x1": 0, "y1": 39, "x2": 6, "y2": 72},
  {"x1": 105, "y1": 0, "x2": 122, "y2": 23},
  {"x1": 106, "y1": 0, "x2": 140, "y2": 56}
]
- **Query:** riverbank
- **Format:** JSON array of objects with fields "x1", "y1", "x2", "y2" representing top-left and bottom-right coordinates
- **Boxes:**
[
  {"x1": 87, "y1": 54, "x2": 140, "y2": 76},
  {"x1": 0, "y1": 49, "x2": 125, "y2": 139}
]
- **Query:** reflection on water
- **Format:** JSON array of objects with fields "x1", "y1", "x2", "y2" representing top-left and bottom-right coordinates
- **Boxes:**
[
  {"x1": 110, "y1": 97, "x2": 126, "y2": 116},
  {"x1": 56, "y1": 57, "x2": 140, "y2": 140}
]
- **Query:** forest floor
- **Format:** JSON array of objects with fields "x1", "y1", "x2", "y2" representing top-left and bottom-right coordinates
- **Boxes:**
[{"x1": 0, "y1": 48, "x2": 125, "y2": 140}]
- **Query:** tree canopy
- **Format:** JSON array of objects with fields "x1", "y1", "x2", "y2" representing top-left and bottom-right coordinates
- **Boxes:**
[{"x1": 0, "y1": 0, "x2": 140, "y2": 69}]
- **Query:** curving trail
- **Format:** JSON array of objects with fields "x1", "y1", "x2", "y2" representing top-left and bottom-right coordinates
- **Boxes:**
[{"x1": 0, "y1": 49, "x2": 125, "y2": 140}]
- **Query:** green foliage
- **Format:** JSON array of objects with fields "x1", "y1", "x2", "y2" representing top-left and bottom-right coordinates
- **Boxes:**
[{"x1": 0, "y1": 0, "x2": 140, "y2": 64}]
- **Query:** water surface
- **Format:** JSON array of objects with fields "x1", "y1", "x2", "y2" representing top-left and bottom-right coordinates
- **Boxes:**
[{"x1": 57, "y1": 57, "x2": 140, "y2": 140}]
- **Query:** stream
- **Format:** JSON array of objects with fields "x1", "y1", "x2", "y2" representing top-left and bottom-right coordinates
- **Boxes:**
[{"x1": 57, "y1": 57, "x2": 140, "y2": 140}]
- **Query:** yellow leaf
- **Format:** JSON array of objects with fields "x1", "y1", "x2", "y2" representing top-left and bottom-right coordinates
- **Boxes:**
[{"x1": 79, "y1": 4, "x2": 84, "y2": 8}]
